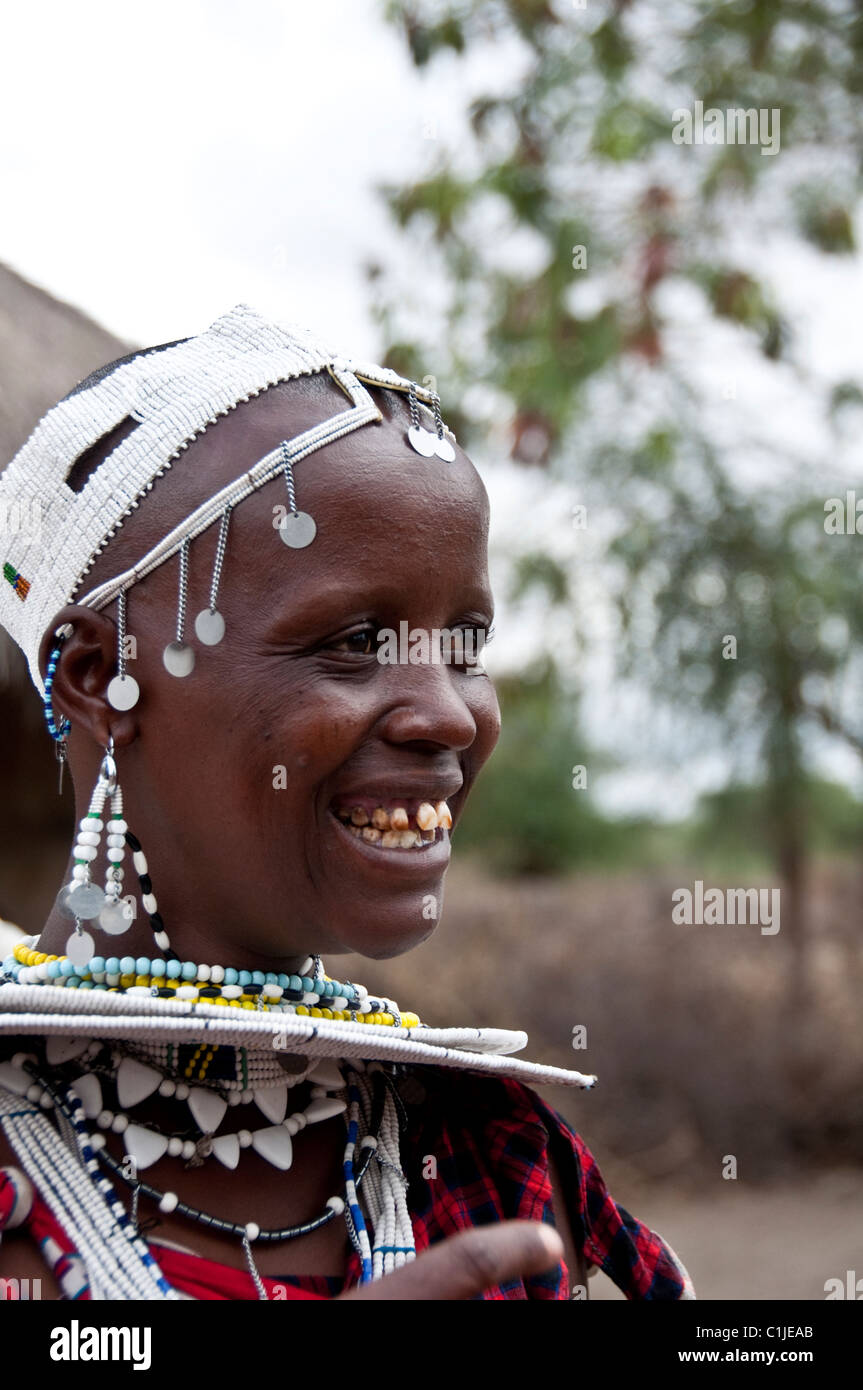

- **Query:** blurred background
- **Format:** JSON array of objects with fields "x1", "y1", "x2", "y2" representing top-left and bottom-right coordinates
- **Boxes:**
[{"x1": 1, "y1": 0, "x2": 862, "y2": 1298}]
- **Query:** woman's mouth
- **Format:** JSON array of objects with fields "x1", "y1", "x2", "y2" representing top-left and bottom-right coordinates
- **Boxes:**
[{"x1": 330, "y1": 798, "x2": 453, "y2": 852}]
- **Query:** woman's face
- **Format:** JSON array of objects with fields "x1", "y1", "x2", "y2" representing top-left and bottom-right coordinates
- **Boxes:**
[{"x1": 53, "y1": 376, "x2": 500, "y2": 967}]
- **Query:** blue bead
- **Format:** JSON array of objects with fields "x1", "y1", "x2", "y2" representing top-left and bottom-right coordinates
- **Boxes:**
[
  {"x1": 47, "y1": 961, "x2": 62, "y2": 978},
  {"x1": 224, "y1": 967, "x2": 238, "y2": 985},
  {"x1": 105, "y1": 957, "x2": 120, "y2": 974},
  {"x1": 136, "y1": 957, "x2": 150, "y2": 975},
  {"x1": 89, "y1": 956, "x2": 105, "y2": 974},
  {"x1": 289, "y1": 975, "x2": 302, "y2": 991},
  {"x1": 60, "y1": 960, "x2": 76, "y2": 977},
  {"x1": 79, "y1": 979, "x2": 94, "y2": 989},
  {"x1": 181, "y1": 961, "x2": 197, "y2": 980},
  {"x1": 277, "y1": 973, "x2": 289, "y2": 989},
  {"x1": 166, "y1": 960, "x2": 182, "y2": 979},
  {"x1": 238, "y1": 970, "x2": 252, "y2": 987},
  {"x1": 251, "y1": 971, "x2": 265, "y2": 986},
  {"x1": 120, "y1": 956, "x2": 136, "y2": 974},
  {"x1": 301, "y1": 977, "x2": 314, "y2": 992},
  {"x1": 150, "y1": 959, "x2": 166, "y2": 977},
  {"x1": 67, "y1": 976, "x2": 81, "y2": 987},
  {"x1": 265, "y1": 972, "x2": 278, "y2": 985}
]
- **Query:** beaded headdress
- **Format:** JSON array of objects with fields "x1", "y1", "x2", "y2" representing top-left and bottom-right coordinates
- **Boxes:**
[{"x1": 0, "y1": 302, "x2": 455, "y2": 699}]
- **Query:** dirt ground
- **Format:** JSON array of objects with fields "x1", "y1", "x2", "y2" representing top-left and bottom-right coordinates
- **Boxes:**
[{"x1": 588, "y1": 1167, "x2": 863, "y2": 1300}]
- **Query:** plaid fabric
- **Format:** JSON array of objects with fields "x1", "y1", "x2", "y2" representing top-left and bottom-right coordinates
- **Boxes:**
[{"x1": 1, "y1": 1063, "x2": 693, "y2": 1300}]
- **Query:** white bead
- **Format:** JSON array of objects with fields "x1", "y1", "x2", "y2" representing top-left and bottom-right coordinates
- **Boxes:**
[
  {"x1": 106, "y1": 833, "x2": 125, "y2": 848},
  {"x1": 97, "y1": 1110, "x2": 113, "y2": 1129},
  {"x1": 107, "y1": 818, "x2": 127, "y2": 833},
  {"x1": 245, "y1": 1222, "x2": 260, "y2": 1241},
  {"x1": 227, "y1": 1091, "x2": 242, "y2": 1106},
  {"x1": 159, "y1": 1191, "x2": 178, "y2": 1214},
  {"x1": 154, "y1": 933, "x2": 170, "y2": 951},
  {"x1": 167, "y1": 1137, "x2": 183, "y2": 1157},
  {"x1": 302, "y1": 992, "x2": 318, "y2": 1005},
  {"x1": 75, "y1": 846, "x2": 97, "y2": 861},
  {"x1": 209, "y1": 965, "x2": 225, "y2": 984},
  {"x1": 106, "y1": 973, "x2": 120, "y2": 986},
  {"x1": 221, "y1": 985, "x2": 242, "y2": 999},
  {"x1": 304, "y1": 1097, "x2": 347, "y2": 1124},
  {"x1": 11, "y1": 1052, "x2": 36, "y2": 1068},
  {"x1": 142, "y1": 894, "x2": 157, "y2": 914},
  {"x1": 175, "y1": 1083, "x2": 190, "y2": 1100},
  {"x1": 326, "y1": 1196, "x2": 345, "y2": 1214},
  {"x1": 106, "y1": 848, "x2": 125, "y2": 863},
  {"x1": 158, "y1": 1079, "x2": 176, "y2": 1097},
  {"x1": 310, "y1": 1085, "x2": 328, "y2": 1099},
  {"x1": 360, "y1": 1134, "x2": 378, "y2": 1151},
  {"x1": 188, "y1": 1088, "x2": 227, "y2": 1134},
  {"x1": 132, "y1": 851, "x2": 148, "y2": 874},
  {"x1": 39, "y1": 1092, "x2": 53, "y2": 1109},
  {"x1": 80, "y1": 817, "x2": 103, "y2": 831},
  {"x1": 299, "y1": 957, "x2": 314, "y2": 975},
  {"x1": 197, "y1": 963, "x2": 211, "y2": 982},
  {"x1": 285, "y1": 1116, "x2": 300, "y2": 1135},
  {"x1": 89, "y1": 1133, "x2": 106, "y2": 1150},
  {"x1": 175, "y1": 986, "x2": 198, "y2": 1000},
  {"x1": 111, "y1": 1113, "x2": 129, "y2": 1134},
  {"x1": 77, "y1": 831, "x2": 100, "y2": 846},
  {"x1": 237, "y1": 1129, "x2": 253, "y2": 1148},
  {"x1": 72, "y1": 865, "x2": 88, "y2": 880},
  {"x1": 181, "y1": 1141, "x2": 195, "y2": 1160}
]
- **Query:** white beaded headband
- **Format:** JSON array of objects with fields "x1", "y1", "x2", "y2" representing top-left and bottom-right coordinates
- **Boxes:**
[{"x1": 0, "y1": 303, "x2": 456, "y2": 700}]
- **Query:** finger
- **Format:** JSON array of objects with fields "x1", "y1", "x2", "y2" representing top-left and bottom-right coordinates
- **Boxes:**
[{"x1": 337, "y1": 1220, "x2": 564, "y2": 1301}]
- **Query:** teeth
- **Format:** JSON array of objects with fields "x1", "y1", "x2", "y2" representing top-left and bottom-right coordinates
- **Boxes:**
[
  {"x1": 400, "y1": 830, "x2": 420, "y2": 848},
  {"x1": 421, "y1": 828, "x2": 436, "y2": 843},
  {"x1": 361, "y1": 826, "x2": 382, "y2": 843},
  {"x1": 371, "y1": 807, "x2": 390, "y2": 830},
  {"x1": 435, "y1": 801, "x2": 452, "y2": 830},
  {"x1": 416, "y1": 802, "x2": 437, "y2": 831},
  {"x1": 390, "y1": 807, "x2": 409, "y2": 830},
  {"x1": 347, "y1": 824, "x2": 363, "y2": 838},
  {"x1": 381, "y1": 830, "x2": 401, "y2": 848},
  {"x1": 350, "y1": 807, "x2": 369, "y2": 826}
]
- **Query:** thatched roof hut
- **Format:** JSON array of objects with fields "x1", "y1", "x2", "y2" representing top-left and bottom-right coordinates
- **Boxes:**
[{"x1": 0, "y1": 265, "x2": 132, "y2": 931}]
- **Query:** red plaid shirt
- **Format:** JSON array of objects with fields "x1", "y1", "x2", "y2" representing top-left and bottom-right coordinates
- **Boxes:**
[{"x1": 2, "y1": 1063, "x2": 693, "y2": 1300}]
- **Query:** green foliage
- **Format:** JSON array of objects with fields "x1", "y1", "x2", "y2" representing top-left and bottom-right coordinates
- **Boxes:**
[{"x1": 377, "y1": 0, "x2": 863, "y2": 889}]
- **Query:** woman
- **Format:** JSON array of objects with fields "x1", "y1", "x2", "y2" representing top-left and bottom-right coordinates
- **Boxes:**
[{"x1": 0, "y1": 305, "x2": 693, "y2": 1300}]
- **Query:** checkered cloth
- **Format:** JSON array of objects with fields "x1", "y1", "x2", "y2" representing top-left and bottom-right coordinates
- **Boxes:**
[{"x1": 2, "y1": 1065, "x2": 694, "y2": 1300}]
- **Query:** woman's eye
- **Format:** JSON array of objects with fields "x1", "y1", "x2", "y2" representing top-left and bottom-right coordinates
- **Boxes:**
[{"x1": 328, "y1": 627, "x2": 378, "y2": 655}]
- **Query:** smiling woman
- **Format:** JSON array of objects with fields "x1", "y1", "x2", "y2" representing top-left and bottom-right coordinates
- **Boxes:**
[{"x1": 0, "y1": 304, "x2": 694, "y2": 1301}]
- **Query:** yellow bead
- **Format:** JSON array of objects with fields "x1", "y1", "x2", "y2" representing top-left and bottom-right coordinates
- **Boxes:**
[
  {"x1": 296, "y1": 1005, "x2": 309, "y2": 1016},
  {"x1": 310, "y1": 1007, "x2": 323, "y2": 1018},
  {"x1": 321, "y1": 1008, "x2": 333, "y2": 1020},
  {"x1": 120, "y1": 974, "x2": 135, "y2": 987},
  {"x1": 402, "y1": 1013, "x2": 420, "y2": 1028},
  {"x1": 135, "y1": 975, "x2": 149, "y2": 987},
  {"x1": 151, "y1": 977, "x2": 165, "y2": 988},
  {"x1": 241, "y1": 1000, "x2": 255, "y2": 1010}
]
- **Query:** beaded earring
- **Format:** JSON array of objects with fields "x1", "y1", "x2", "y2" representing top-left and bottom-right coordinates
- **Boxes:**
[
  {"x1": 56, "y1": 736, "x2": 134, "y2": 967},
  {"x1": 42, "y1": 639, "x2": 71, "y2": 794}
]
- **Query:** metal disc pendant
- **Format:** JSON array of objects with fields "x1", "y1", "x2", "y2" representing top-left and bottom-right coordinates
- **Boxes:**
[
  {"x1": 107, "y1": 673, "x2": 140, "y2": 711},
  {"x1": 434, "y1": 436, "x2": 456, "y2": 462},
  {"x1": 163, "y1": 641, "x2": 195, "y2": 677},
  {"x1": 55, "y1": 884, "x2": 80, "y2": 920},
  {"x1": 64, "y1": 883, "x2": 106, "y2": 921},
  {"x1": 278, "y1": 511, "x2": 316, "y2": 549},
  {"x1": 194, "y1": 608, "x2": 225, "y2": 646},
  {"x1": 66, "y1": 930, "x2": 95, "y2": 970},
  {"x1": 407, "y1": 426, "x2": 436, "y2": 458},
  {"x1": 99, "y1": 898, "x2": 133, "y2": 935}
]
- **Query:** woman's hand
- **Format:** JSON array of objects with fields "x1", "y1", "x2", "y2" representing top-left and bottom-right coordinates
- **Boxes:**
[{"x1": 335, "y1": 1220, "x2": 564, "y2": 1300}]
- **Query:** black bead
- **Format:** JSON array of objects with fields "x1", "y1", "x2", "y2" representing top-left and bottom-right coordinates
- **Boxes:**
[
  {"x1": 155, "y1": 987, "x2": 174, "y2": 998},
  {"x1": 150, "y1": 912, "x2": 165, "y2": 931},
  {"x1": 283, "y1": 988, "x2": 304, "y2": 1002},
  {"x1": 139, "y1": 874, "x2": 152, "y2": 895},
  {"x1": 243, "y1": 984, "x2": 263, "y2": 996},
  {"x1": 198, "y1": 987, "x2": 220, "y2": 998},
  {"x1": 124, "y1": 830, "x2": 142, "y2": 852}
]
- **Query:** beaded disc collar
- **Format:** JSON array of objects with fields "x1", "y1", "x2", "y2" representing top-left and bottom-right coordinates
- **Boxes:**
[{"x1": 0, "y1": 982, "x2": 597, "y2": 1091}]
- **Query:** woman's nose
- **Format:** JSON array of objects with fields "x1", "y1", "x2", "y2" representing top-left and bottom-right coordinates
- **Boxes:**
[{"x1": 377, "y1": 663, "x2": 479, "y2": 752}]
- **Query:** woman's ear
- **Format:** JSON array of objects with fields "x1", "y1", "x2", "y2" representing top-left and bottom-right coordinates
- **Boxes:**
[{"x1": 37, "y1": 604, "x2": 139, "y2": 750}]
